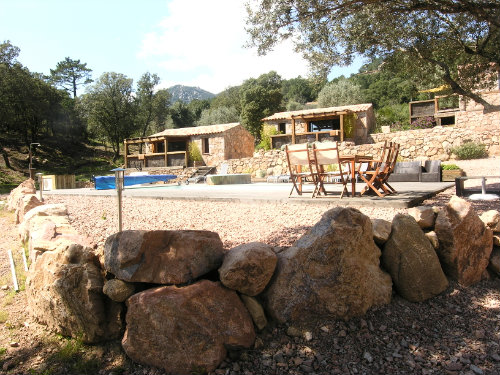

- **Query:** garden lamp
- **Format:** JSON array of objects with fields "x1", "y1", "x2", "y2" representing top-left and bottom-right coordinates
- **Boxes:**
[
  {"x1": 29, "y1": 143, "x2": 40, "y2": 179},
  {"x1": 35, "y1": 172, "x2": 43, "y2": 202}
]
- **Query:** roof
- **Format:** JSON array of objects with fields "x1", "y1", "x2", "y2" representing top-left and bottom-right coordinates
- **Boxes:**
[
  {"x1": 262, "y1": 103, "x2": 373, "y2": 121},
  {"x1": 150, "y1": 122, "x2": 241, "y2": 137}
]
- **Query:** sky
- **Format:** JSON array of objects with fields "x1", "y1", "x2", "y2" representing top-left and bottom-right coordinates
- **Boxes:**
[{"x1": 0, "y1": 0, "x2": 364, "y2": 95}]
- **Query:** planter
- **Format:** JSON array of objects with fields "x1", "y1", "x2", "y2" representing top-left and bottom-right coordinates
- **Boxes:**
[{"x1": 441, "y1": 169, "x2": 465, "y2": 181}]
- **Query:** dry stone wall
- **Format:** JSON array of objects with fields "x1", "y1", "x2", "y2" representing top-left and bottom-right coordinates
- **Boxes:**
[{"x1": 223, "y1": 124, "x2": 499, "y2": 177}]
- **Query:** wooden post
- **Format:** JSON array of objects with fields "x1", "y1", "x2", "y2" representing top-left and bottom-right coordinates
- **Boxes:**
[
  {"x1": 291, "y1": 117, "x2": 296, "y2": 144},
  {"x1": 164, "y1": 138, "x2": 168, "y2": 167},
  {"x1": 340, "y1": 114, "x2": 344, "y2": 142},
  {"x1": 124, "y1": 141, "x2": 128, "y2": 168}
]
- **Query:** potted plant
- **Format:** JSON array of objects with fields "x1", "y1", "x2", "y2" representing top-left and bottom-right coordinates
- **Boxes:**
[
  {"x1": 188, "y1": 142, "x2": 204, "y2": 167},
  {"x1": 441, "y1": 164, "x2": 465, "y2": 181}
]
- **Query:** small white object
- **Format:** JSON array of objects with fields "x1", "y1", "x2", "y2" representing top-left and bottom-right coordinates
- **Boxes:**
[
  {"x1": 21, "y1": 249, "x2": 29, "y2": 271},
  {"x1": 8, "y1": 249, "x2": 19, "y2": 291},
  {"x1": 469, "y1": 194, "x2": 500, "y2": 201}
]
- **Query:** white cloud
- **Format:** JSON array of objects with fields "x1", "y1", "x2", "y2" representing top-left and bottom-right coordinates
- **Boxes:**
[{"x1": 137, "y1": 0, "x2": 311, "y2": 93}]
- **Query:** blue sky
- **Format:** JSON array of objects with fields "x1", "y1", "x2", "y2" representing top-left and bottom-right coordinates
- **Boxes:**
[{"x1": 0, "y1": 0, "x2": 364, "y2": 94}]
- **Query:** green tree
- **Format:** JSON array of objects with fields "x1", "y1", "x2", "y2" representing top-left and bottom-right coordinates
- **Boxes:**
[
  {"x1": 317, "y1": 77, "x2": 363, "y2": 107},
  {"x1": 282, "y1": 76, "x2": 323, "y2": 105},
  {"x1": 50, "y1": 57, "x2": 93, "y2": 98},
  {"x1": 170, "y1": 101, "x2": 195, "y2": 128},
  {"x1": 135, "y1": 72, "x2": 171, "y2": 138},
  {"x1": 188, "y1": 99, "x2": 210, "y2": 122},
  {"x1": 246, "y1": 0, "x2": 500, "y2": 108},
  {"x1": 197, "y1": 106, "x2": 240, "y2": 125},
  {"x1": 239, "y1": 71, "x2": 283, "y2": 139},
  {"x1": 210, "y1": 86, "x2": 242, "y2": 113},
  {"x1": 81, "y1": 72, "x2": 135, "y2": 160}
]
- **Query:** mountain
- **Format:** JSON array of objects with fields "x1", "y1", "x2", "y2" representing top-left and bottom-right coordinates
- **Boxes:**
[{"x1": 168, "y1": 85, "x2": 215, "y2": 103}]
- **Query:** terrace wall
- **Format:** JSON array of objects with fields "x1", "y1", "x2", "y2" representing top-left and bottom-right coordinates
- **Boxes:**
[{"x1": 222, "y1": 125, "x2": 500, "y2": 177}]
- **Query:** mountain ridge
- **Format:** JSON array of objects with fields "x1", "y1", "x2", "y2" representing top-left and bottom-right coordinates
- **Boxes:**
[{"x1": 168, "y1": 84, "x2": 215, "y2": 103}]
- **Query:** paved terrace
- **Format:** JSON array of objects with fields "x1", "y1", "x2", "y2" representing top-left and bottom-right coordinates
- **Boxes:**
[{"x1": 42, "y1": 181, "x2": 455, "y2": 208}]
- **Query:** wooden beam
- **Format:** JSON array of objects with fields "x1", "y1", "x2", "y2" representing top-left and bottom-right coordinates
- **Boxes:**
[
  {"x1": 291, "y1": 117, "x2": 296, "y2": 144},
  {"x1": 340, "y1": 114, "x2": 344, "y2": 142},
  {"x1": 164, "y1": 139, "x2": 168, "y2": 167}
]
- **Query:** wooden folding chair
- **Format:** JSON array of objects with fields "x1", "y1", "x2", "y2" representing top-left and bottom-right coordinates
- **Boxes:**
[
  {"x1": 312, "y1": 141, "x2": 350, "y2": 198},
  {"x1": 285, "y1": 143, "x2": 316, "y2": 196},
  {"x1": 358, "y1": 141, "x2": 394, "y2": 198},
  {"x1": 379, "y1": 142, "x2": 400, "y2": 194}
]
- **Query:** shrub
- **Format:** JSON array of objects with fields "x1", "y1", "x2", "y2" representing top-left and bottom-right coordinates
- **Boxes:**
[
  {"x1": 188, "y1": 142, "x2": 202, "y2": 162},
  {"x1": 450, "y1": 141, "x2": 488, "y2": 160},
  {"x1": 257, "y1": 124, "x2": 279, "y2": 150},
  {"x1": 441, "y1": 164, "x2": 461, "y2": 170}
]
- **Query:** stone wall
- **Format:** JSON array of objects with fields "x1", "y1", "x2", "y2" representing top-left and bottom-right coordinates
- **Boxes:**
[
  {"x1": 224, "y1": 125, "x2": 255, "y2": 160},
  {"x1": 222, "y1": 124, "x2": 499, "y2": 177}
]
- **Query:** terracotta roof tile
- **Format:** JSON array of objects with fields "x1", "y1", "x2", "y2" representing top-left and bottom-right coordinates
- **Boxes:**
[
  {"x1": 150, "y1": 123, "x2": 241, "y2": 137},
  {"x1": 262, "y1": 103, "x2": 373, "y2": 121}
]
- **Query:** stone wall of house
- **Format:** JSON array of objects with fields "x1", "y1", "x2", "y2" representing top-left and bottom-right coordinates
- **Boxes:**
[
  {"x1": 191, "y1": 134, "x2": 225, "y2": 166},
  {"x1": 222, "y1": 124, "x2": 500, "y2": 177},
  {"x1": 456, "y1": 91, "x2": 500, "y2": 132},
  {"x1": 224, "y1": 126, "x2": 255, "y2": 160}
]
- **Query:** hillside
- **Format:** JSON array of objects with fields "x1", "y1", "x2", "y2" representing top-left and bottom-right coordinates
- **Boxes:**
[
  {"x1": 0, "y1": 135, "x2": 118, "y2": 193},
  {"x1": 168, "y1": 84, "x2": 215, "y2": 103}
]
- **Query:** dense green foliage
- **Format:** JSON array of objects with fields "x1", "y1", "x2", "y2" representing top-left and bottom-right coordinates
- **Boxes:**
[
  {"x1": 317, "y1": 77, "x2": 363, "y2": 107},
  {"x1": 246, "y1": 0, "x2": 500, "y2": 109}
]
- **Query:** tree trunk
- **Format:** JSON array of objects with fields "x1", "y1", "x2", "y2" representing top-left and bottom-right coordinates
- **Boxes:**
[{"x1": 0, "y1": 140, "x2": 12, "y2": 169}]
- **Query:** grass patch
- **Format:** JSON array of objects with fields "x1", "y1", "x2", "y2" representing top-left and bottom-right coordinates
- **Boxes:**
[
  {"x1": 0, "y1": 310, "x2": 8, "y2": 323},
  {"x1": 43, "y1": 337, "x2": 101, "y2": 375}
]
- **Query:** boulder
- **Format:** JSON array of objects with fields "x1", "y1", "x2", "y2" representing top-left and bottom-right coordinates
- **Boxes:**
[
  {"x1": 15, "y1": 194, "x2": 43, "y2": 224},
  {"x1": 104, "y1": 230, "x2": 224, "y2": 284},
  {"x1": 408, "y1": 206, "x2": 436, "y2": 229},
  {"x1": 425, "y1": 231, "x2": 439, "y2": 250},
  {"x1": 371, "y1": 218, "x2": 392, "y2": 245},
  {"x1": 480, "y1": 210, "x2": 500, "y2": 232},
  {"x1": 24, "y1": 216, "x2": 91, "y2": 264},
  {"x1": 19, "y1": 203, "x2": 68, "y2": 242},
  {"x1": 434, "y1": 196, "x2": 493, "y2": 286},
  {"x1": 26, "y1": 242, "x2": 122, "y2": 343},
  {"x1": 382, "y1": 214, "x2": 448, "y2": 302},
  {"x1": 122, "y1": 280, "x2": 255, "y2": 374},
  {"x1": 219, "y1": 242, "x2": 277, "y2": 296},
  {"x1": 488, "y1": 248, "x2": 500, "y2": 275},
  {"x1": 240, "y1": 294, "x2": 268, "y2": 330},
  {"x1": 264, "y1": 207, "x2": 392, "y2": 323},
  {"x1": 103, "y1": 279, "x2": 135, "y2": 302},
  {"x1": 494, "y1": 235, "x2": 500, "y2": 247},
  {"x1": 7, "y1": 179, "x2": 36, "y2": 211}
]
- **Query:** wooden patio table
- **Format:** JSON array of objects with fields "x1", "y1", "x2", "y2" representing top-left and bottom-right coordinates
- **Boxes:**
[{"x1": 339, "y1": 154, "x2": 373, "y2": 197}]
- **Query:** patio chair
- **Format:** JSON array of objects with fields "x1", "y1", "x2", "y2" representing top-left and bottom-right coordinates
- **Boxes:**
[
  {"x1": 358, "y1": 141, "x2": 399, "y2": 197},
  {"x1": 311, "y1": 141, "x2": 350, "y2": 198},
  {"x1": 285, "y1": 143, "x2": 316, "y2": 196}
]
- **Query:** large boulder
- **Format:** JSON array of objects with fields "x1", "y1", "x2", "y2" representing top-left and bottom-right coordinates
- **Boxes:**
[
  {"x1": 26, "y1": 242, "x2": 122, "y2": 343},
  {"x1": 371, "y1": 218, "x2": 392, "y2": 245},
  {"x1": 15, "y1": 194, "x2": 43, "y2": 224},
  {"x1": 19, "y1": 203, "x2": 69, "y2": 242},
  {"x1": 7, "y1": 179, "x2": 36, "y2": 211},
  {"x1": 264, "y1": 207, "x2": 392, "y2": 323},
  {"x1": 219, "y1": 242, "x2": 277, "y2": 296},
  {"x1": 104, "y1": 230, "x2": 224, "y2": 284},
  {"x1": 480, "y1": 210, "x2": 500, "y2": 232},
  {"x1": 122, "y1": 280, "x2": 255, "y2": 374},
  {"x1": 407, "y1": 206, "x2": 436, "y2": 229},
  {"x1": 435, "y1": 196, "x2": 493, "y2": 286},
  {"x1": 382, "y1": 214, "x2": 448, "y2": 302},
  {"x1": 23, "y1": 215, "x2": 91, "y2": 264}
]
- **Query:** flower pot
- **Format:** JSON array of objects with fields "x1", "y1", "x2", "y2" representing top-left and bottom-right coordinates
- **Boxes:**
[{"x1": 442, "y1": 169, "x2": 465, "y2": 181}]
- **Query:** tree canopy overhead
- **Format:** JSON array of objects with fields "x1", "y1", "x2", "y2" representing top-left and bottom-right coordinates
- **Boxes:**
[{"x1": 246, "y1": 0, "x2": 500, "y2": 107}]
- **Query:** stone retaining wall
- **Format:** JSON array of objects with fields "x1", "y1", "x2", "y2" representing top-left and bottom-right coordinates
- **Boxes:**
[{"x1": 222, "y1": 125, "x2": 499, "y2": 177}]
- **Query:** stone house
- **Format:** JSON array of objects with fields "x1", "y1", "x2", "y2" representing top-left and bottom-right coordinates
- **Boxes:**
[
  {"x1": 261, "y1": 103, "x2": 375, "y2": 148},
  {"x1": 124, "y1": 123, "x2": 255, "y2": 169}
]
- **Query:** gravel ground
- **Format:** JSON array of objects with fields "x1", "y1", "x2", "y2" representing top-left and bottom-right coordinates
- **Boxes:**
[{"x1": 1, "y1": 156, "x2": 500, "y2": 375}]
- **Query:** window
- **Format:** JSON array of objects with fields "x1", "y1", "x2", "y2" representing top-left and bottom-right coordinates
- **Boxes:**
[
  {"x1": 308, "y1": 118, "x2": 340, "y2": 132},
  {"x1": 278, "y1": 123, "x2": 287, "y2": 134},
  {"x1": 202, "y1": 137, "x2": 210, "y2": 154}
]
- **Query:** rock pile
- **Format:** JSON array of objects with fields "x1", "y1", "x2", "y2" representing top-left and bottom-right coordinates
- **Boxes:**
[{"x1": 7, "y1": 180, "x2": 500, "y2": 374}]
